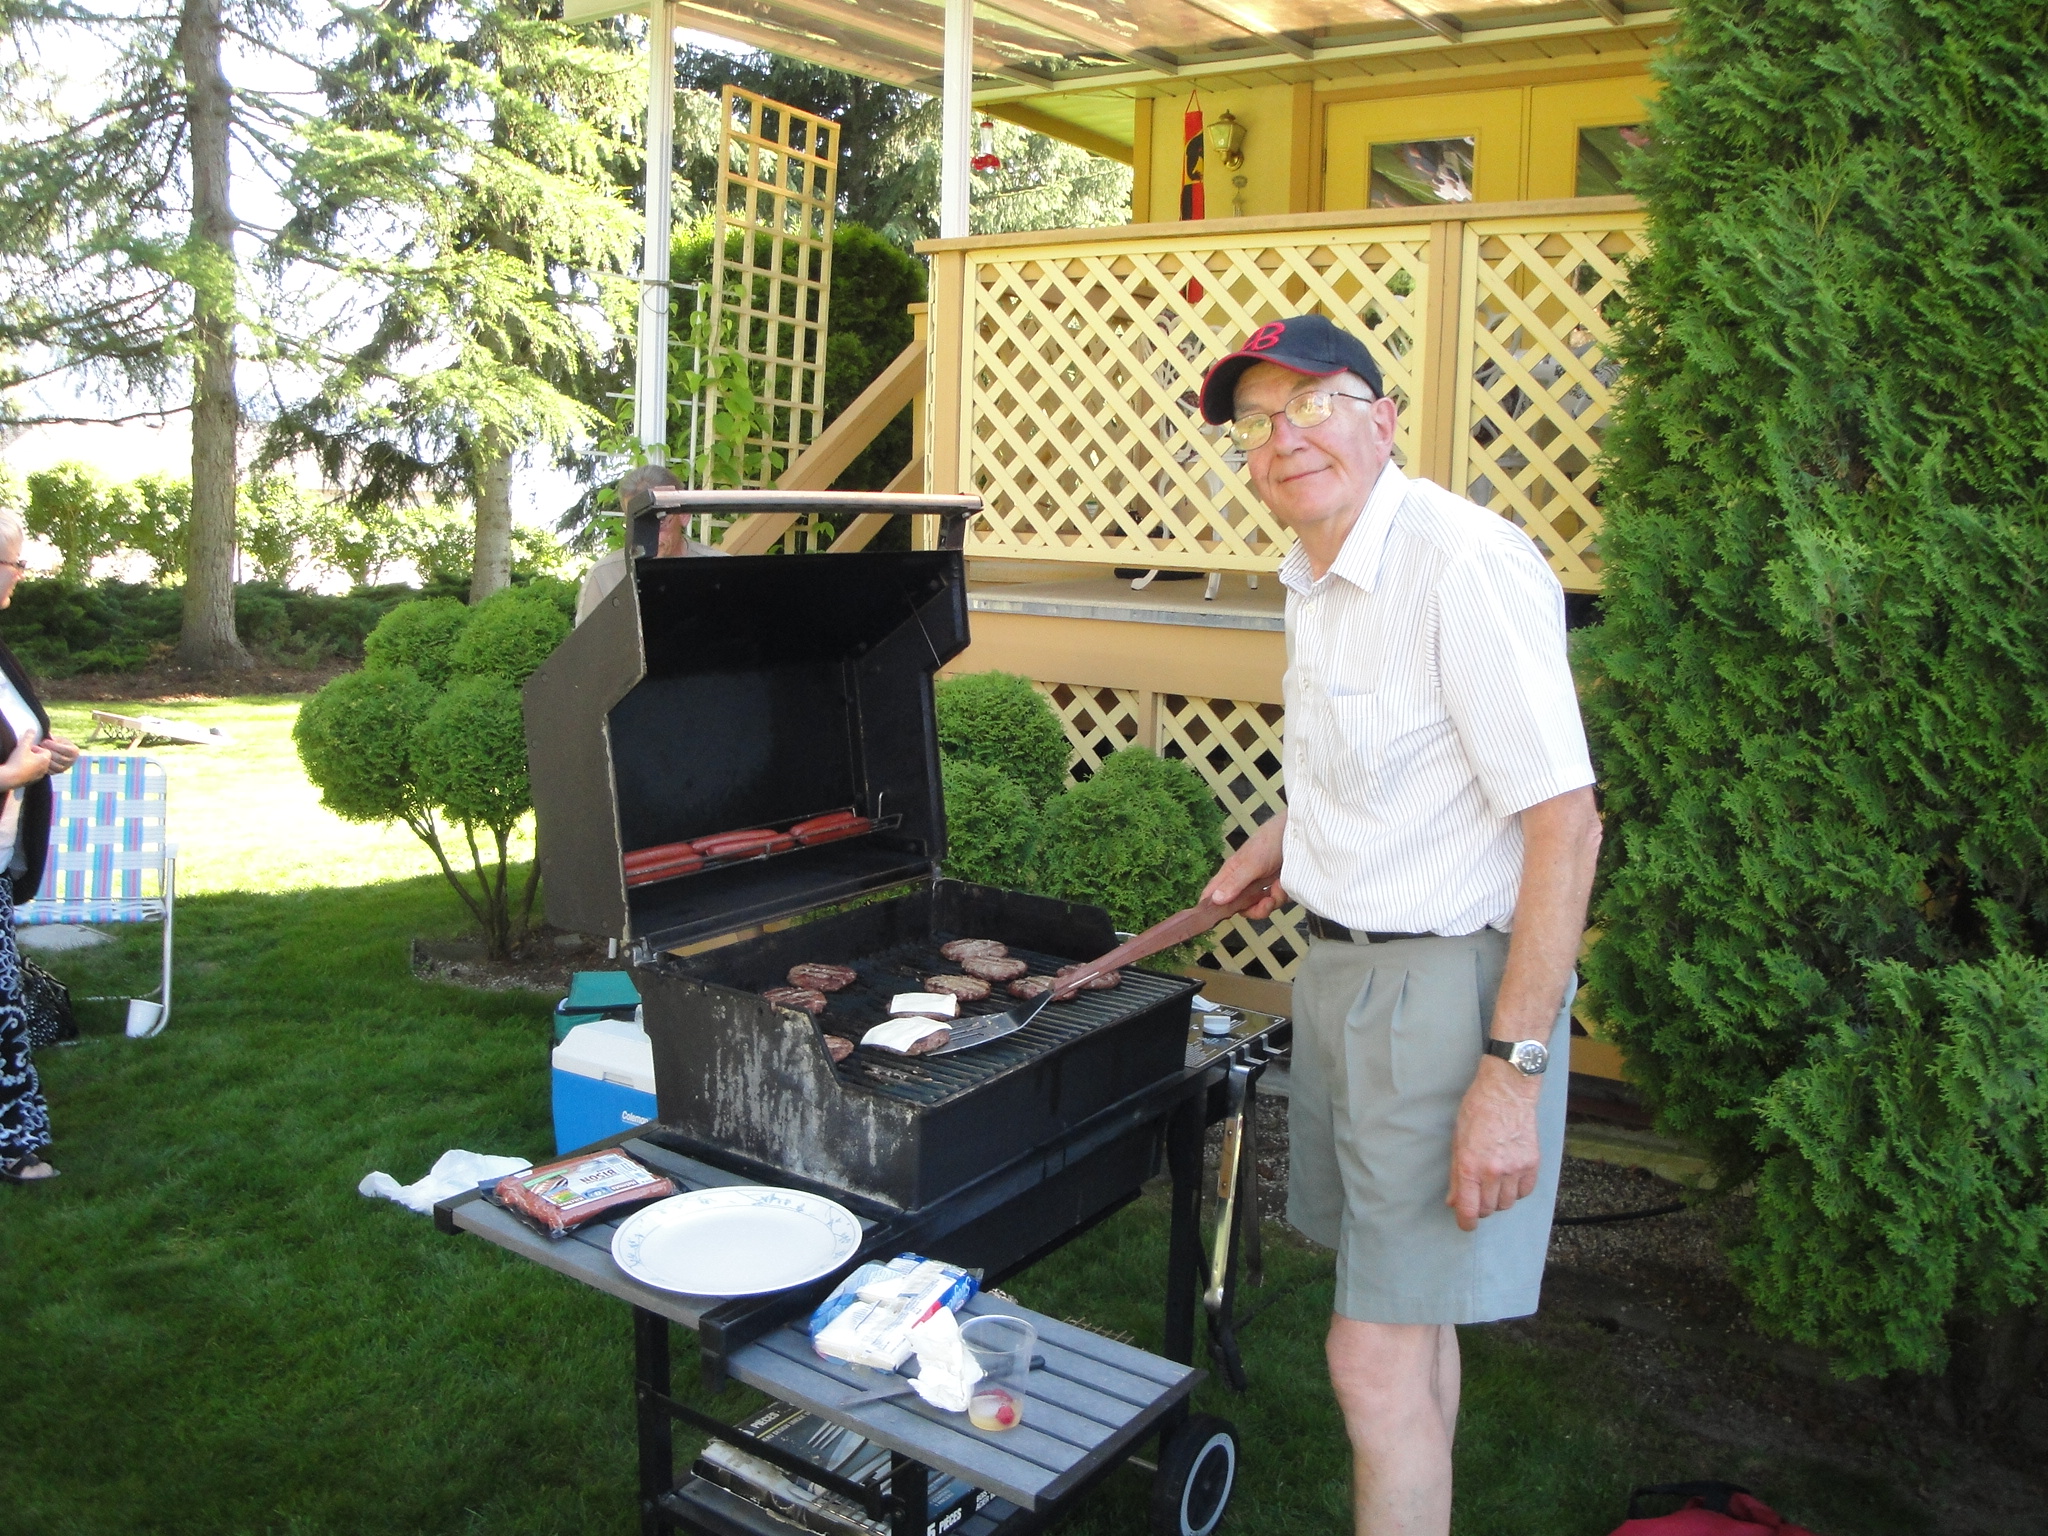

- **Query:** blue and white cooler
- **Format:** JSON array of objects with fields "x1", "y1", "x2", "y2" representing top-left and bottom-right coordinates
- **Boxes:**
[{"x1": 550, "y1": 1016, "x2": 658, "y2": 1153}]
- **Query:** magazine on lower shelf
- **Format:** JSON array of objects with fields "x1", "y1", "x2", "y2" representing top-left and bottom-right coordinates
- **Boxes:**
[{"x1": 693, "y1": 1399, "x2": 992, "y2": 1536}]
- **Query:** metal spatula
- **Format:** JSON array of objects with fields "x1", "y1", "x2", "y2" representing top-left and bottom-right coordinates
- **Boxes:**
[{"x1": 925, "y1": 881, "x2": 1274, "y2": 1057}]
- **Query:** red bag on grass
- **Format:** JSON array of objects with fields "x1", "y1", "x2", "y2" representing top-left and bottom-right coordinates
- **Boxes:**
[{"x1": 1612, "y1": 1482, "x2": 1819, "y2": 1536}]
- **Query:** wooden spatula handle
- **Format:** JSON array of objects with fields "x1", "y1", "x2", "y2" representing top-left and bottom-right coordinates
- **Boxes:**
[{"x1": 1054, "y1": 881, "x2": 1274, "y2": 998}]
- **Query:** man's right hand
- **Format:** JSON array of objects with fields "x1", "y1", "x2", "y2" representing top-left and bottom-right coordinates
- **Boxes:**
[{"x1": 1201, "y1": 810, "x2": 1288, "y2": 921}]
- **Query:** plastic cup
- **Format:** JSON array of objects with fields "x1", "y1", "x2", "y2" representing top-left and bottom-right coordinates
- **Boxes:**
[
  {"x1": 125, "y1": 999, "x2": 164, "y2": 1038},
  {"x1": 961, "y1": 1314, "x2": 1035, "y2": 1432}
]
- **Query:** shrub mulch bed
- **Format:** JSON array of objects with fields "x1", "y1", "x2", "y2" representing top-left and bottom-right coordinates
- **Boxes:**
[{"x1": 42, "y1": 660, "x2": 354, "y2": 702}]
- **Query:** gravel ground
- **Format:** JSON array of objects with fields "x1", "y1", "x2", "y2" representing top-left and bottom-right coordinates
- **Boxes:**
[{"x1": 1202, "y1": 1092, "x2": 2048, "y2": 1535}]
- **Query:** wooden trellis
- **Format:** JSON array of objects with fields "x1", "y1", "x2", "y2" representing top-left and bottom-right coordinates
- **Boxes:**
[
  {"x1": 709, "y1": 85, "x2": 838, "y2": 487},
  {"x1": 1040, "y1": 683, "x2": 1146, "y2": 779},
  {"x1": 926, "y1": 198, "x2": 1645, "y2": 592},
  {"x1": 958, "y1": 227, "x2": 1430, "y2": 571},
  {"x1": 1032, "y1": 680, "x2": 1306, "y2": 983},
  {"x1": 1450, "y1": 214, "x2": 1647, "y2": 591}
]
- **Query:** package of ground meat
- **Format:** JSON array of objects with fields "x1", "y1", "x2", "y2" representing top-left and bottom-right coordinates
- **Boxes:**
[{"x1": 491, "y1": 1151, "x2": 677, "y2": 1239}]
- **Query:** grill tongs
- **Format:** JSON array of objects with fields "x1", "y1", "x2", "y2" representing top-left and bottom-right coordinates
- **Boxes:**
[{"x1": 926, "y1": 881, "x2": 1276, "y2": 1056}]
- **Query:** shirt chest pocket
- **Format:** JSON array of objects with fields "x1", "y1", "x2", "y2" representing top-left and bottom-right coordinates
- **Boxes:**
[{"x1": 1318, "y1": 688, "x2": 1436, "y2": 801}]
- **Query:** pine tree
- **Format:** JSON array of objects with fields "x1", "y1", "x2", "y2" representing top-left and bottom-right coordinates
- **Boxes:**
[
  {"x1": 0, "y1": 0, "x2": 314, "y2": 667},
  {"x1": 267, "y1": 0, "x2": 641, "y2": 601},
  {"x1": 1580, "y1": 0, "x2": 2048, "y2": 1406}
]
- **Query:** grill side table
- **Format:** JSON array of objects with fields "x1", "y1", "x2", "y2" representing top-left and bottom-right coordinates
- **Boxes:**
[{"x1": 435, "y1": 1142, "x2": 1229, "y2": 1536}]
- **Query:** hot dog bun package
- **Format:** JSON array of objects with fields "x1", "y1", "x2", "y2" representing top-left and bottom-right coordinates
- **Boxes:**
[
  {"x1": 491, "y1": 1150, "x2": 677, "y2": 1238},
  {"x1": 809, "y1": 1254, "x2": 980, "y2": 1369}
]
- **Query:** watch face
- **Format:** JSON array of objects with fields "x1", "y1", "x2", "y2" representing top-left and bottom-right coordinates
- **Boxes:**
[{"x1": 1509, "y1": 1040, "x2": 1548, "y2": 1076}]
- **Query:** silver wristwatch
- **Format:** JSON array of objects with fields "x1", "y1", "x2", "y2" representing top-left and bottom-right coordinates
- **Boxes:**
[{"x1": 1484, "y1": 1037, "x2": 1549, "y2": 1076}]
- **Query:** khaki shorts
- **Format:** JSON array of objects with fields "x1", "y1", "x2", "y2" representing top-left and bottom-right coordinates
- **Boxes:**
[{"x1": 1286, "y1": 929, "x2": 1572, "y2": 1324}]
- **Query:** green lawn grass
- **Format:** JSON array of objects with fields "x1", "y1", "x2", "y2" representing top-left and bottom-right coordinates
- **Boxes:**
[
  {"x1": 1, "y1": 695, "x2": 1941, "y2": 1535},
  {"x1": 43, "y1": 697, "x2": 531, "y2": 896}
]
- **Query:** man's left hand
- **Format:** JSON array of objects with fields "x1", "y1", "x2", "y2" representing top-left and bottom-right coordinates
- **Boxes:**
[{"x1": 1445, "y1": 1060, "x2": 1541, "y2": 1232}]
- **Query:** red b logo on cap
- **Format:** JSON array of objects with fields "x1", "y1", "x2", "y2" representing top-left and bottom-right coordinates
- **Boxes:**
[{"x1": 1244, "y1": 322, "x2": 1286, "y2": 352}]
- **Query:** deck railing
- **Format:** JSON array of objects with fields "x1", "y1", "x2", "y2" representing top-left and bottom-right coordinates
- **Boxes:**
[{"x1": 921, "y1": 197, "x2": 1645, "y2": 592}]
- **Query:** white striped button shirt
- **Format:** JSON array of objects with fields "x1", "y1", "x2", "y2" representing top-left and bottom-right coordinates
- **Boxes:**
[{"x1": 1277, "y1": 461, "x2": 1594, "y2": 936}]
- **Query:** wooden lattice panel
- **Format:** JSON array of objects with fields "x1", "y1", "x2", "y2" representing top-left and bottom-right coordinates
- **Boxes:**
[
  {"x1": 962, "y1": 227, "x2": 1431, "y2": 572},
  {"x1": 1029, "y1": 681, "x2": 1306, "y2": 982},
  {"x1": 1450, "y1": 213, "x2": 1647, "y2": 593},
  {"x1": 1158, "y1": 693, "x2": 1304, "y2": 982},
  {"x1": 1037, "y1": 683, "x2": 1145, "y2": 780},
  {"x1": 710, "y1": 85, "x2": 838, "y2": 487}
]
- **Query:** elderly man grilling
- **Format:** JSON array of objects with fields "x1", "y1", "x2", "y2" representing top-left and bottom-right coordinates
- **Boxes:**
[{"x1": 1198, "y1": 315, "x2": 1601, "y2": 1536}]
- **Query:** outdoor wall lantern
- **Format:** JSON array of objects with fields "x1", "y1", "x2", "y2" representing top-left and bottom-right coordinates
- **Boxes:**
[
  {"x1": 1210, "y1": 111, "x2": 1248, "y2": 215},
  {"x1": 1209, "y1": 111, "x2": 1248, "y2": 171}
]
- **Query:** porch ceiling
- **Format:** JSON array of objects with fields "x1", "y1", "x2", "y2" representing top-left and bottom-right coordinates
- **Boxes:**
[{"x1": 565, "y1": 0, "x2": 1675, "y2": 115}]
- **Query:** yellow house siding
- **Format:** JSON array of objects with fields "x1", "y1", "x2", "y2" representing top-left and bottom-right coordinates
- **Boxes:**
[{"x1": 1140, "y1": 82, "x2": 1311, "y2": 224}]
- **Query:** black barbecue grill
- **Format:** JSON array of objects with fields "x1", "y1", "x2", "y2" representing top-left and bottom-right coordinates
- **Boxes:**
[
  {"x1": 525, "y1": 491, "x2": 1207, "y2": 1222},
  {"x1": 509, "y1": 490, "x2": 1289, "y2": 1536}
]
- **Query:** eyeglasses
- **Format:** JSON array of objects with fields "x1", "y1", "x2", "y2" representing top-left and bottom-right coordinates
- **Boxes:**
[
  {"x1": 0, "y1": 558, "x2": 27, "y2": 575},
  {"x1": 1226, "y1": 389, "x2": 1377, "y2": 451}
]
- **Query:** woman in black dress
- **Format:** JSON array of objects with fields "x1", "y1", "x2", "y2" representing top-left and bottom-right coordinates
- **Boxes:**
[{"x1": 0, "y1": 509, "x2": 81, "y2": 1183}]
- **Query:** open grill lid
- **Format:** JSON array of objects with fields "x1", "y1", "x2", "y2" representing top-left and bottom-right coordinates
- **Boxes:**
[{"x1": 523, "y1": 492, "x2": 979, "y2": 953}]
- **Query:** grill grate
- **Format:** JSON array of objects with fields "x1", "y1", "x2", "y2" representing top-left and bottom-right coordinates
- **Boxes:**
[{"x1": 800, "y1": 934, "x2": 1187, "y2": 1109}]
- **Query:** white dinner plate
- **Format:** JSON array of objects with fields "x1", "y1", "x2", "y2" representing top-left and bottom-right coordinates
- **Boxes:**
[{"x1": 610, "y1": 1186, "x2": 862, "y2": 1297}]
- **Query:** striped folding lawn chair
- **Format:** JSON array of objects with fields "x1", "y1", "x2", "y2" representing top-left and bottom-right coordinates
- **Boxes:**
[{"x1": 17, "y1": 755, "x2": 177, "y2": 1037}]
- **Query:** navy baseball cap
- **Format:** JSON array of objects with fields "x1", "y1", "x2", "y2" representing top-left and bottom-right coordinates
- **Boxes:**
[{"x1": 1198, "y1": 314, "x2": 1384, "y2": 424}]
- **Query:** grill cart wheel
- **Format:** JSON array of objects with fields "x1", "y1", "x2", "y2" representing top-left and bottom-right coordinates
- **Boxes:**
[{"x1": 1149, "y1": 1413, "x2": 1238, "y2": 1536}]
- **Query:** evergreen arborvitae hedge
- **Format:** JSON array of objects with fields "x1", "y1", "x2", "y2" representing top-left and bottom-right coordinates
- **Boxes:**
[
  {"x1": 1037, "y1": 775, "x2": 1211, "y2": 934},
  {"x1": 934, "y1": 671, "x2": 1070, "y2": 805},
  {"x1": 940, "y1": 758, "x2": 1041, "y2": 890},
  {"x1": 1581, "y1": 0, "x2": 2048, "y2": 1386}
]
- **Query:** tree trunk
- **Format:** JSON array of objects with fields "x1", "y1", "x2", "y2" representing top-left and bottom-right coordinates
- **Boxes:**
[
  {"x1": 469, "y1": 440, "x2": 514, "y2": 603},
  {"x1": 173, "y1": 0, "x2": 252, "y2": 671}
]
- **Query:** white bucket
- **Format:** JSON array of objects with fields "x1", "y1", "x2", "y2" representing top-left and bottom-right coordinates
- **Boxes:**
[{"x1": 125, "y1": 999, "x2": 165, "y2": 1039}]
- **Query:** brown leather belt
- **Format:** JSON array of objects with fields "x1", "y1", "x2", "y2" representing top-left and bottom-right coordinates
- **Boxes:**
[{"x1": 1304, "y1": 911, "x2": 1433, "y2": 945}]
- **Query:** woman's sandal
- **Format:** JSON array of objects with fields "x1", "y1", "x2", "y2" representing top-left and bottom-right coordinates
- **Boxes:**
[{"x1": 0, "y1": 1157, "x2": 58, "y2": 1183}]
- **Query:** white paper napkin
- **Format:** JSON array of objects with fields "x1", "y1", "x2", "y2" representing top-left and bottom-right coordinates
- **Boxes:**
[
  {"x1": 358, "y1": 1149, "x2": 532, "y2": 1214},
  {"x1": 906, "y1": 1306, "x2": 982, "y2": 1413}
]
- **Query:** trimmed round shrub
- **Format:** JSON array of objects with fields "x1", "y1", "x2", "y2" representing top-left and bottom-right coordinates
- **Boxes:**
[
  {"x1": 516, "y1": 573, "x2": 579, "y2": 622},
  {"x1": 449, "y1": 585, "x2": 570, "y2": 685},
  {"x1": 414, "y1": 674, "x2": 530, "y2": 832},
  {"x1": 363, "y1": 597, "x2": 469, "y2": 687},
  {"x1": 935, "y1": 671, "x2": 1069, "y2": 805},
  {"x1": 1036, "y1": 775, "x2": 1211, "y2": 932},
  {"x1": 940, "y1": 759, "x2": 1041, "y2": 890},
  {"x1": 1089, "y1": 747, "x2": 1226, "y2": 861},
  {"x1": 293, "y1": 667, "x2": 436, "y2": 824}
]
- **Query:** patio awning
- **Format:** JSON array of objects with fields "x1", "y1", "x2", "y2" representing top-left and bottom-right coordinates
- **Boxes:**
[{"x1": 562, "y1": 0, "x2": 1672, "y2": 99}]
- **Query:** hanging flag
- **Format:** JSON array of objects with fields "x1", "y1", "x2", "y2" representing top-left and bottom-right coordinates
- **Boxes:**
[
  {"x1": 1180, "y1": 92, "x2": 1205, "y2": 221},
  {"x1": 1181, "y1": 91, "x2": 1205, "y2": 301}
]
